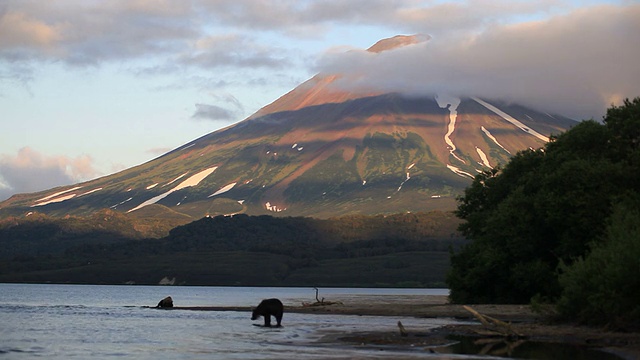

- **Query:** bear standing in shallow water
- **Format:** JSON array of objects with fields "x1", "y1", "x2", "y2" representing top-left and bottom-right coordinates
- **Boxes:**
[
  {"x1": 156, "y1": 296, "x2": 173, "y2": 308},
  {"x1": 251, "y1": 298, "x2": 283, "y2": 327}
]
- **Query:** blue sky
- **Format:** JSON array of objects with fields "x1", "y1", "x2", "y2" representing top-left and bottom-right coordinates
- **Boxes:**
[{"x1": 1, "y1": 0, "x2": 638, "y2": 201}]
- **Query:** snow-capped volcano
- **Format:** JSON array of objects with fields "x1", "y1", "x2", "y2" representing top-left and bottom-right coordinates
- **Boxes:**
[{"x1": 0, "y1": 35, "x2": 576, "y2": 220}]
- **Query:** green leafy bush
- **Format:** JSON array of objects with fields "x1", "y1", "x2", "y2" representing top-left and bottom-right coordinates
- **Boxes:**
[{"x1": 557, "y1": 196, "x2": 640, "y2": 329}]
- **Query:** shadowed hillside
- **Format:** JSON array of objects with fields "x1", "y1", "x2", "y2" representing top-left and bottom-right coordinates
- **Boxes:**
[{"x1": 0, "y1": 211, "x2": 463, "y2": 287}]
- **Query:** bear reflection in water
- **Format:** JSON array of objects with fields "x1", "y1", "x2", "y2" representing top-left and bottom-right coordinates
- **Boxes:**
[{"x1": 251, "y1": 298, "x2": 283, "y2": 327}]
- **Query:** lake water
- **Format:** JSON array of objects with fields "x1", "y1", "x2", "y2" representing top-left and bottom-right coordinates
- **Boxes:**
[
  {"x1": 0, "y1": 284, "x2": 623, "y2": 359},
  {"x1": 0, "y1": 284, "x2": 464, "y2": 359}
]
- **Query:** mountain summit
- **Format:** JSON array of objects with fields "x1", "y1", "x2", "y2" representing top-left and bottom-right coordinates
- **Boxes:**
[
  {"x1": 0, "y1": 36, "x2": 576, "y2": 220},
  {"x1": 367, "y1": 34, "x2": 430, "y2": 53}
]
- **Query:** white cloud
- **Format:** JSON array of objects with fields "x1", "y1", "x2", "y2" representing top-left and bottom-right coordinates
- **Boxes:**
[
  {"x1": 0, "y1": 147, "x2": 101, "y2": 201},
  {"x1": 0, "y1": 1, "x2": 293, "y2": 69},
  {"x1": 191, "y1": 92, "x2": 245, "y2": 122},
  {"x1": 0, "y1": 1, "x2": 599, "y2": 68},
  {"x1": 180, "y1": 33, "x2": 290, "y2": 69},
  {"x1": 316, "y1": 4, "x2": 640, "y2": 120},
  {"x1": 192, "y1": 103, "x2": 238, "y2": 121},
  {"x1": 3, "y1": 1, "x2": 632, "y2": 117},
  {"x1": 193, "y1": 0, "x2": 563, "y2": 37}
]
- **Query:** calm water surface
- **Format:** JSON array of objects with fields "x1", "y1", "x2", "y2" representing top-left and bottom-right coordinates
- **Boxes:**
[
  {"x1": 0, "y1": 284, "x2": 461, "y2": 359},
  {"x1": 0, "y1": 284, "x2": 622, "y2": 359}
]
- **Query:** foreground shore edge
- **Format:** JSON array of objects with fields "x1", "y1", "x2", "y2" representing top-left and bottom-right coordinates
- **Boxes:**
[{"x1": 148, "y1": 294, "x2": 640, "y2": 359}]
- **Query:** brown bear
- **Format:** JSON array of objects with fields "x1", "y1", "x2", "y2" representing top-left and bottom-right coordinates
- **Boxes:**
[
  {"x1": 251, "y1": 298, "x2": 283, "y2": 327},
  {"x1": 156, "y1": 296, "x2": 173, "y2": 308}
]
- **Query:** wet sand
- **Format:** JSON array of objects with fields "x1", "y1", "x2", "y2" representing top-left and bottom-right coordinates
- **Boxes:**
[{"x1": 168, "y1": 294, "x2": 534, "y2": 320}]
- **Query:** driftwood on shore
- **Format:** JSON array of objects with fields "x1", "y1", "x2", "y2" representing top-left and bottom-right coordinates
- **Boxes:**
[
  {"x1": 301, "y1": 300, "x2": 343, "y2": 306},
  {"x1": 397, "y1": 321, "x2": 408, "y2": 337},
  {"x1": 463, "y1": 305, "x2": 523, "y2": 338},
  {"x1": 461, "y1": 305, "x2": 529, "y2": 357},
  {"x1": 301, "y1": 287, "x2": 343, "y2": 307}
]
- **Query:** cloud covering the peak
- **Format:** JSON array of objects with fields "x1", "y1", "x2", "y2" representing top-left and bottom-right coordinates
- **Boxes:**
[{"x1": 317, "y1": 4, "x2": 640, "y2": 120}]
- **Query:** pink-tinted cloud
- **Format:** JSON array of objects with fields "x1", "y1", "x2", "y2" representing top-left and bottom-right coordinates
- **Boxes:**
[
  {"x1": 0, "y1": 1, "x2": 603, "y2": 68},
  {"x1": 0, "y1": 147, "x2": 101, "y2": 201}
]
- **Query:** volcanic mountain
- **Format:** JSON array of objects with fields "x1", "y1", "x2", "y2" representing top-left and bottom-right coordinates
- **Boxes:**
[{"x1": 0, "y1": 35, "x2": 576, "y2": 220}]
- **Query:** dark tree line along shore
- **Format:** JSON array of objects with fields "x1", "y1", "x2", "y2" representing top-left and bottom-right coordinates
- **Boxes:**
[{"x1": 0, "y1": 211, "x2": 463, "y2": 287}]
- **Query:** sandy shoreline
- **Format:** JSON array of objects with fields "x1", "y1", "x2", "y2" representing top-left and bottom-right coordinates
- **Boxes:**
[
  {"x1": 162, "y1": 294, "x2": 640, "y2": 359},
  {"x1": 167, "y1": 294, "x2": 535, "y2": 320}
]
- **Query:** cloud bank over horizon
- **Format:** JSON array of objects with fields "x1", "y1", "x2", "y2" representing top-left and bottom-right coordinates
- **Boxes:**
[
  {"x1": 0, "y1": 148, "x2": 100, "y2": 202},
  {"x1": 316, "y1": 4, "x2": 640, "y2": 120}
]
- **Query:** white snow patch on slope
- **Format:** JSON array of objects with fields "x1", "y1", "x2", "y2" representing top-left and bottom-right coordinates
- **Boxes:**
[
  {"x1": 481, "y1": 126, "x2": 510, "y2": 154},
  {"x1": 265, "y1": 202, "x2": 286, "y2": 212},
  {"x1": 165, "y1": 172, "x2": 188, "y2": 187},
  {"x1": 473, "y1": 98, "x2": 549, "y2": 142},
  {"x1": 128, "y1": 167, "x2": 218, "y2": 212},
  {"x1": 209, "y1": 182, "x2": 237, "y2": 197},
  {"x1": 475, "y1": 147, "x2": 491, "y2": 168},
  {"x1": 436, "y1": 95, "x2": 465, "y2": 163},
  {"x1": 146, "y1": 183, "x2": 158, "y2": 190},
  {"x1": 110, "y1": 197, "x2": 133, "y2": 209},
  {"x1": 292, "y1": 143, "x2": 298, "y2": 148},
  {"x1": 397, "y1": 172, "x2": 411, "y2": 192},
  {"x1": 397, "y1": 163, "x2": 417, "y2": 192},
  {"x1": 173, "y1": 167, "x2": 217, "y2": 190},
  {"x1": 447, "y1": 165, "x2": 475, "y2": 179},
  {"x1": 35, "y1": 187, "x2": 82, "y2": 202},
  {"x1": 32, "y1": 193, "x2": 77, "y2": 207},
  {"x1": 78, "y1": 188, "x2": 102, "y2": 197},
  {"x1": 437, "y1": 94, "x2": 473, "y2": 179},
  {"x1": 129, "y1": 193, "x2": 170, "y2": 212}
]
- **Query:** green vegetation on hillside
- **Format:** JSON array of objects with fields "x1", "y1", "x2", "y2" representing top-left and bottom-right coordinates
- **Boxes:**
[{"x1": 448, "y1": 98, "x2": 640, "y2": 328}]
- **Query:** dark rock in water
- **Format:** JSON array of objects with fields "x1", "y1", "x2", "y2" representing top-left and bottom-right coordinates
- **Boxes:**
[{"x1": 156, "y1": 296, "x2": 173, "y2": 308}]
